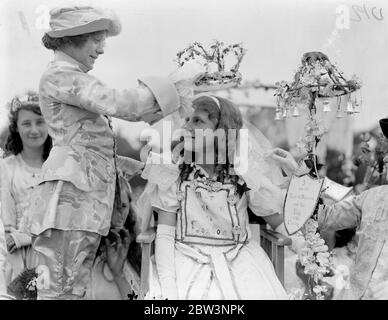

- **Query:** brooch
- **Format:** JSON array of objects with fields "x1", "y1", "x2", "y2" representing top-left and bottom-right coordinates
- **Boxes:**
[
  {"x1": 227, "y1": 194, "x2": 239, "y2": 205},
  {"x1": 232, "y1": 225, "x2": 243, "y2": 235}
]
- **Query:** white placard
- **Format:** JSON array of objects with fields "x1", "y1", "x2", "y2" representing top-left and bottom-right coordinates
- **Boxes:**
[{"x1": 284, "y1": 174, "x2": 324, "y2": 235}]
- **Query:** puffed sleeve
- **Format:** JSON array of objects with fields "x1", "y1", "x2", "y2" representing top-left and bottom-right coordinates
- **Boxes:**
[
  {"x1": 40, "y1": 63, "x2": 180, "y2": 123},
  {"x1": 246, "y1": 186, "x2": 286, "y2": 217},
  {"x1": 149, "y1": 182, "x2": 180, "y2": 215},
  {"x1": 0, "y1": 159, "x2": 32, "y2": 248},
  {"x1": 0, "y1": 159, "x2": 17, "y2": 232},
  {"x1": 318, "y1": 192, "x2": 365, "y2": 231}
]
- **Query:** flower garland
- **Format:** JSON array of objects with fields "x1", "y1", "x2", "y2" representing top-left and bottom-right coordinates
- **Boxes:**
[{"x1": 298, "y1": 217, "x2": 333, "y2": 300}]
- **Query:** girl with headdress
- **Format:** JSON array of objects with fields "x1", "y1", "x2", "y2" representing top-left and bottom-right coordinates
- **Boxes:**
[
  {"x1": 0, "y1": 92, "x2": 52, "y2": 289},
  {"x1": 142, "y1": 94, "x2": 292, "y2": 299}
]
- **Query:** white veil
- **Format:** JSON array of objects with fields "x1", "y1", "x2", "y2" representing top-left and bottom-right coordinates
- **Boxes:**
[{"x1": 236, "y1": 119, "x2": 287, "y2": 215}]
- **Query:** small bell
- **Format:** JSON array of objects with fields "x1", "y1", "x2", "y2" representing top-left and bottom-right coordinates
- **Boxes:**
[
  {"x1": 346, "y1": 101, "x2": 354, "y2": 114},
  {"x1": 352, "y1": 100, "x2": 361, "y2": 113},
  {"x1": 275, "y1": 111, "x2": 282, "y2": 121},
  {"x1": 292, "y1": 106, "x2": 300, "y2": 117},
  {"x1": 282, "y1": 108, "x2": 290, "y2": 118},
  {"x1": 336, "y1": 109, "x2": 344, "y2": 118},
  {"x1": 322, "y1": 99, "x2": 331, "y2": 112}
]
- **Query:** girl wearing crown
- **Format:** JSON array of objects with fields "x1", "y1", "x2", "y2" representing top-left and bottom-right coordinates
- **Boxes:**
[
  {"x1": 0, "y1": 93, "x2": 52, "y2": 289},
  {"x1": 141, "y1": 94, "x2": 292, "y2": 299}
]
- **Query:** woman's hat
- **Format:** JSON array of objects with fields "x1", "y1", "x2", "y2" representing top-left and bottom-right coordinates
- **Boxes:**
[
  {"x1": 46, "y1": 6, "x2": 121, "y2": 38},
  {"x1": 380, "y1": 118, "x2": 388, "y2": 139}
]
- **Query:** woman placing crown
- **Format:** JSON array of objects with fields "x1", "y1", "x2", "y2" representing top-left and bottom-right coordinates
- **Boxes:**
[{"x1": 24, "y1": 5, "x2": 202, "y2": 300}]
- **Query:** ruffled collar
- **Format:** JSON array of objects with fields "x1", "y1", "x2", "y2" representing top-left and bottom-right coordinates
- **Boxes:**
[{"x1": 54, "y1": 50, "x2": 90, "y2": 73}]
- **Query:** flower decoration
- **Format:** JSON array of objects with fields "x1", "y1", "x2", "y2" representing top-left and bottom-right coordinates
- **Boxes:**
[
  {"x1": 177, "y1": 191, "x2": 185, "y2": 201},
  {"x1": 176, "y1": 40, "x2": 246, "y2": 91},
  {"x1": 232, "y1": 225, "x2": 243, "y2": 236},
  {"x1": 274, "y1": 52, "x2": 362, "y2": 157},
  {"x1": 210, "y1": 181, "x2": 223, "y2": 192},
  {"x1": 7, "y1": 268, "x2": 38, "y2": 300},
  {"x1": 227, "y1": 193, "x2": 239, "y2": 205},
  {"x1": 298, "y1": 217, "x2": 333, "y2": 300}
]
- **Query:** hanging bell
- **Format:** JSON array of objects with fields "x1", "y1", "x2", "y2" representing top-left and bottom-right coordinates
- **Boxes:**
[
  {"x1": 346, "y1": 101, "x2": 354, "y2": 114},
  {"x1": 322, "y1": 99, "x2": 331, "y2": 112},
  {"x1": 282, "y1": 108, "x2": 290, "y2": 118},
  {"x1": 274, "y1": 110, "x2": 282, "y2": 121},
  {"x1": 352, "y1": 100, "x2": 361, "y2": 113},
  {"x1": 336, "y1": 109, "x2": 344, "y2": 118},
  {"x1": 292, "y1": 106, "x2": 300, "y2": 117}
]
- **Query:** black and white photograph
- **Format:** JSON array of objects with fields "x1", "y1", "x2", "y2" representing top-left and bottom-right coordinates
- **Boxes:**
[{"x1": 0, "y1": 0, "x2": 387, "y2": 306}]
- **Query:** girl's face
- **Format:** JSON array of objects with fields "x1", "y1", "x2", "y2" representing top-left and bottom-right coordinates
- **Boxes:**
[
  {"x1": 182, "y1": 108, "x2": 217, "y2": 154},
  {"x1": 16, "y1": 109, "x2": 48, "y2": 150}
]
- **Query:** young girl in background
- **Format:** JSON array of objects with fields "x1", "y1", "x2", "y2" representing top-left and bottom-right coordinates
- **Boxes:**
[{"x1": 0, "y1": 92, "x2": 52, "y2": 286}]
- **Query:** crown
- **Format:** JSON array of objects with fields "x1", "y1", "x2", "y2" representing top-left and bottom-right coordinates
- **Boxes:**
[
  {"x1": 9, "y1": 91, "x2": 39, "y2": 113},
  {"x1": 176, "y1": 40, "x2": 246, "y2": 91}
]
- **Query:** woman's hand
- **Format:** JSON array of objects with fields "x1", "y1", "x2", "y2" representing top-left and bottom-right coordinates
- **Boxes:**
[
  {"x1": 5, "y1": 233, "x2": 16, "y2": 254},
  {"x1": 368, "y1": 280, "x2": 388, "y2": 300},
  {"x1": 105, "y1": 229, "x2": 130, "y2": 279},
  {"x1": 169, "y1": 60, "x2": 205, "y2": 86},
  {"x1": 268, "y1": 148, "x2": 298, "y2": 176}
]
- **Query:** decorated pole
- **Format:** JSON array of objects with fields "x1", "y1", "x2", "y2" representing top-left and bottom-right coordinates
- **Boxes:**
[{"x1": 275, "y1": 51, "x2": 362, "y2": 299}]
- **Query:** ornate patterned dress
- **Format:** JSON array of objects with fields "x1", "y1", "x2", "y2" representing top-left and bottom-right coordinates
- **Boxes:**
[{"x1": 147, "y1": 164, "x2": 287, "y2": 299}]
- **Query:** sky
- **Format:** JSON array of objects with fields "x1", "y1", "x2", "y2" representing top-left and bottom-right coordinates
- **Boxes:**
[{"x1": 0, "y1": 0, "x2": 387, "y2": 133}]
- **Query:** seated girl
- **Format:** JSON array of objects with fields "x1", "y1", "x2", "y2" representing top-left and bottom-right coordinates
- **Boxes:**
[
  {"x1": 143, "y1": 94, "x2": 291, "y2": 300},
  {"x1": 0, "y1": 93, "x2": 52, "y2": 286}
]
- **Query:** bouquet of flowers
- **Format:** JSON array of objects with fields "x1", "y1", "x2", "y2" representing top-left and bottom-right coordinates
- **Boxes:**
[{"x1": 7, "y1": 268, "x2": 38, "y2": 300}]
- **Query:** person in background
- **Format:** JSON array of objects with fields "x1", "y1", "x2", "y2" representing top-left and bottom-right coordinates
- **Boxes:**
[
  {"x1": 316, "y1": 118, "x2": 388, "y2": 299},
  {"x1": 0, "y1": 93, "x2": 52, "y2": 289},
  {"x1": 85, "y1": 176, "x2": 141, "y2": 300}
]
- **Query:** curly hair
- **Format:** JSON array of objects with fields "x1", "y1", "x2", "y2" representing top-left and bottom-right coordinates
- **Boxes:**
[
  {"x1": 42, "y1": 30, "x2": 105, "y2": 51},
  {"x1": 179, "y1": 95, "x2": 243, "y2": 185},
  {"x1": 4, "y1": 94, "x2": 52, "y2": 160}
]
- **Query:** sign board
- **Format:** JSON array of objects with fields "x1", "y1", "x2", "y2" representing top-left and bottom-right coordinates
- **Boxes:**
[{"x1": 284, "y1": 174, "x2": 324, "y2": 235}]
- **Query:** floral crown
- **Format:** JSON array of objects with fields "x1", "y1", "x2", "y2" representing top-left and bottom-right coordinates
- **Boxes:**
[
  {"x1": 9, "y1": 92, "x2": 40, "y2": 113},
  {"x1": 176, "y1": 40, "x2": 246, "y2": 91}
]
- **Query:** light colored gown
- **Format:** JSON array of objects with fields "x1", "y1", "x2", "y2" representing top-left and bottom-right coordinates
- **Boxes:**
[
  {"x1": 0, "y1": 154, "x2": 40, "y2": 284},
  {"x1": 147, "y1": 164, "x2": 288, "y2": 300}
]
